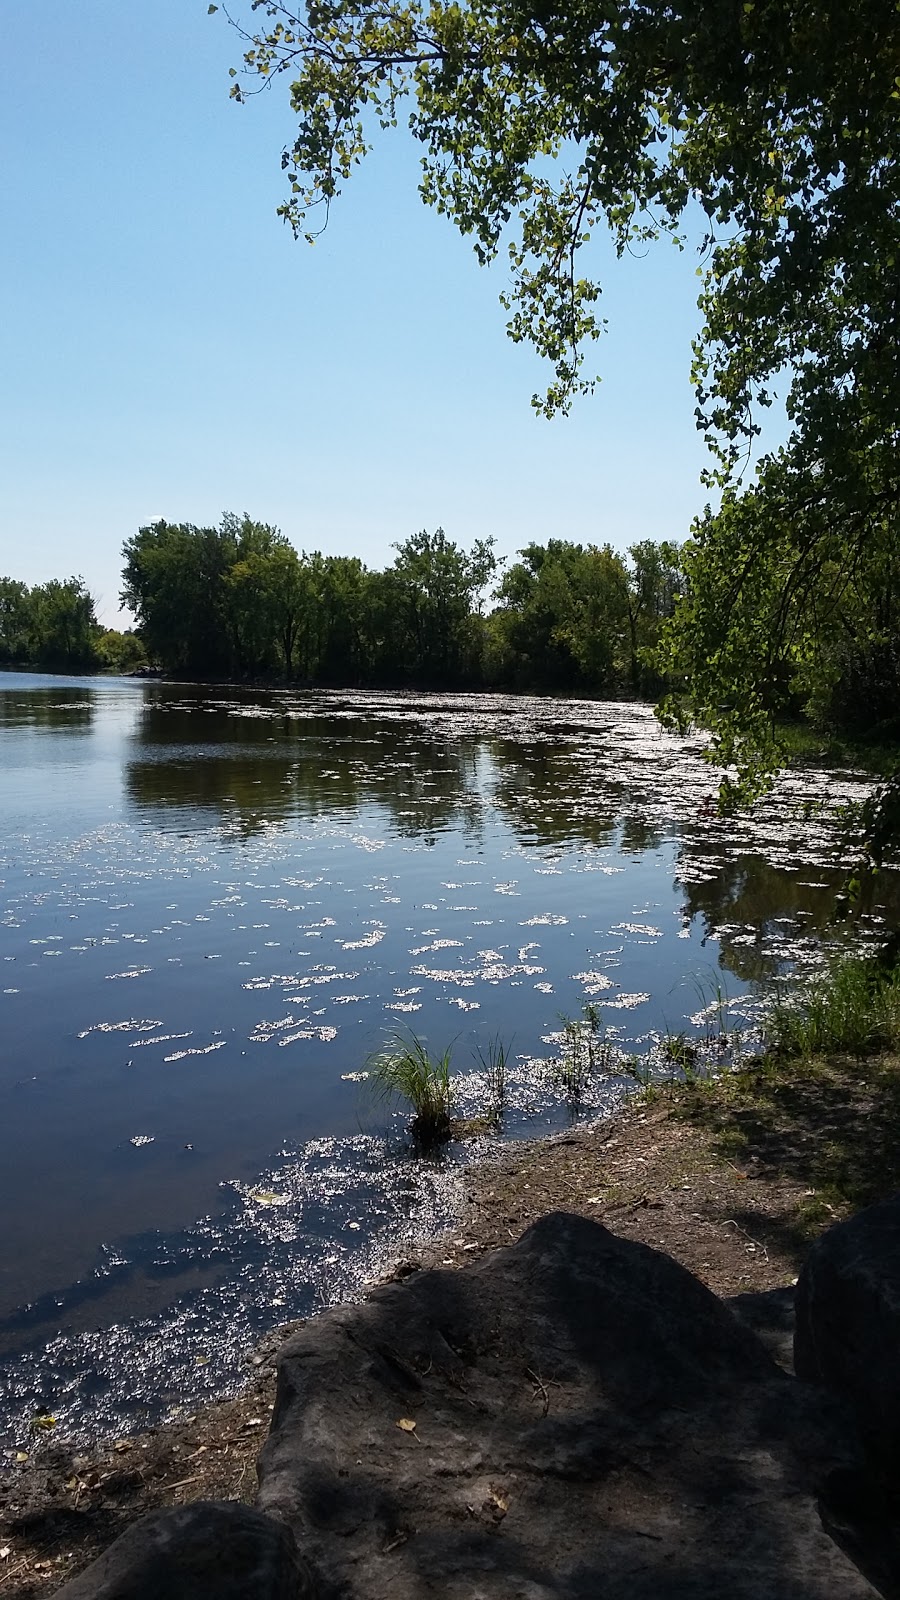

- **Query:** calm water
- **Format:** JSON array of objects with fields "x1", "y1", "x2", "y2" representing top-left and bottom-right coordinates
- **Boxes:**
[{"x1": 0, "y1": 674, "x2": 894, "y2": 1445}]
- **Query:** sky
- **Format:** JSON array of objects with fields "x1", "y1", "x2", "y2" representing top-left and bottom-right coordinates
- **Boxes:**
[{"x1": 2, "y1": 3, "x2": 774, "y2": 626}]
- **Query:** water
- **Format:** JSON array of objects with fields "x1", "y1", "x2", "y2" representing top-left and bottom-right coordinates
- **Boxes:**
[{"x1": 0, "y1": 673, "x2": 894, "y2": 1446}]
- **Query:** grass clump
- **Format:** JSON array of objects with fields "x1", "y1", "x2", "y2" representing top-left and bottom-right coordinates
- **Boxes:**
[
  {"x1": 551, "y1": 1003, "x2": 617, "y2": 1105},
  {"x1": 659, "y1": 1030, "x2": 700, "y2": 1075},
  {"x1": 767, "y1": 953, "x2": 900, "y2": 1058},
  {"x1": 475, "y1": 1034, "x2": 510, "y2": 1123},
  {"x1": 370, "y1": 1031, "x2": 453, "y2": 1146},
  {"x1": 370, "y1": 1029, "x2": 517, "y2": 1146}
]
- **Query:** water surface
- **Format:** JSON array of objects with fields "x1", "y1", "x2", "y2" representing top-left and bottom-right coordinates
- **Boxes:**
[{"x1": 0, "y1": 675, "x2": 893, "y2": 1444}]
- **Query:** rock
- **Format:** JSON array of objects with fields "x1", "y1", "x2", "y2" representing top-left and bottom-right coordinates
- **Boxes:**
[
  {"x1": 795, "y1": 1193, "x2": 900, "y2": 1471},
  {"x1": 258, "y1": 1211, "x2": 877, "y2": 1598},
  {"x1": 51, "y1": 1501, "x2": 318, "y2": 1600},
  {"x1": 728, "y1": 1284, "x2": 796, "y2": 1372}
]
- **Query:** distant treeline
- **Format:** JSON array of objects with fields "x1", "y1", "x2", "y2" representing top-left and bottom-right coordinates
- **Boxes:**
[
  {"x1": 5, "y1": 517, "x2": 890, "y2": 735},
  {"x1": 117, "y1": 514, "x2": 682, "y2": 696},
  {"x1": 0, "y1": 576, "x2": 146, "y2": 675}
]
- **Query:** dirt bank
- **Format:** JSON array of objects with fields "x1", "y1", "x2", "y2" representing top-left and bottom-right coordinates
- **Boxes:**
[{"x1": 3, "y1": 1048, "x2": 899, "y2": 1598}]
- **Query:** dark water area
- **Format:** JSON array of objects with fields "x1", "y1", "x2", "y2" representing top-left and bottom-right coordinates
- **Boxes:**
[{"x1": 0, "y1": 673, "x2": 895, "y2": 1447}]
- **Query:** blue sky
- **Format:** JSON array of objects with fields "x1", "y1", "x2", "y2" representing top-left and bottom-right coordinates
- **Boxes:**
[{"x1": 3, "y1": 2, "x2": 760, "y2": 625}]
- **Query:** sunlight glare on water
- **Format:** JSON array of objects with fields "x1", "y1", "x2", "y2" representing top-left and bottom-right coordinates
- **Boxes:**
[{"x1": 0, "y1": 675, "x2": 895, "y2": 1443}]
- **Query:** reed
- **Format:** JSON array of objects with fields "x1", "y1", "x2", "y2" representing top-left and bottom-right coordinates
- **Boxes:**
[
  {"x1": 369, "y1": 1031, "x2": 454, "y2": 1144},
  {"x1": 476, "y1": 1034, "x2": 510, "y2": 1123}
]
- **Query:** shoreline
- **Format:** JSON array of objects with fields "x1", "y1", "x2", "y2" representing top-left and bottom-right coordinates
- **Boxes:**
[
  {"x1": 3, "y1": 669, "x2": 893, "y2": 771},
  {"x1": 8, "y1": 1041, "x2": 900, "y2": 1597},
  {"x1": 0, "y1": 666, "x2": 646, "y2": 704}
]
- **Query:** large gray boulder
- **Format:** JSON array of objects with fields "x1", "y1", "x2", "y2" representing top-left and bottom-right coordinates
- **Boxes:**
[
  {"x1": 258, "y1": 1211, "x2": 877, "y2": 1598},
  {"x1": 51, "y1": 1501, "x2": 318, "y2": 1600},
  {"x1": 795, "y1": 1193, "x2": 900, "y2": 1471}
]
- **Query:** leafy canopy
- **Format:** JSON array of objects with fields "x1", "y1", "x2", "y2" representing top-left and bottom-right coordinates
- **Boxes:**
[
  {"x1": 221, "y1": 0, "x2": 900, "y2": 821},
  {"x1": 0, "y1": 575, "x2": 101, "y2": 670}
]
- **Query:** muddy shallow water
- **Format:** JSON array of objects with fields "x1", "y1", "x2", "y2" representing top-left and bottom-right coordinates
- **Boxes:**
[{"x1": 0, "y1": 675, "x2": 894, "y2": 1446}]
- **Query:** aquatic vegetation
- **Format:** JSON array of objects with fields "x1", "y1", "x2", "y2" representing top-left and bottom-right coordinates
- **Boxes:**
[
  {"x1": 369, "y1": 1031, "x2": 454, "y2": 1145},
  {"x1": 370, "y1": 1029, "x2": 519, "y2": 1140},
  {"x1": 767, "y1": 954, "x2": 900, "y2": 1059},
  {"x1": 475, "y1": 1034, "x2": 510, "y2": 1123},
  {"x1": 77, "y1": 1018, "x2": 162, "y2": 1037},
  {"x1": 659, "y1": 1030, "x2": 700, "y2": 1075},
  {"x1": 3, "y1": 680, "x2": 897, "y2": 1451},
  {"x1": 340, "y1": 923, "x2": 386, "y2": 951},
  {"x1": 690, "y1": 973, "x2": 732, "y2": 1045},
  {"x1": 165, "y1": 1041, "x2": 227, "y2": 1061},
  {"x1": 633, "y1": 975, "x2": 751, "y2": 1090},
  {"x1": 550, "y1": 1002, "x2": 618, "y2": 1104},
  {"x1": 619, "y1": 1053, "x2": 654, "y2": 1090}
]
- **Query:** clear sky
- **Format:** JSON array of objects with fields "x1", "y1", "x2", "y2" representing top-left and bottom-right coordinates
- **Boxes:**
[{"x1": 2, "y1": 2, "x2": 768, "y2": 626}]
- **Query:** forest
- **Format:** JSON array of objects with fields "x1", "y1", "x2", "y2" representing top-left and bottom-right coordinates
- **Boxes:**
[
  {"x1": 218, "y1": 0, "x2": 900, "y2": 830},
  {"x1": 0, "y1": 575, "x2": 144, "y2": 676},
  {"x1": 3, "y1": 509, "x2": 896, "y2": 745},
  {"x1": 0, "y1": 517, "x2": 682, "y2": 699}
]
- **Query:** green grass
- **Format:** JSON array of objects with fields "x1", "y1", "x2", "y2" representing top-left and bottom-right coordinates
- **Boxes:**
[
  {"x1": 369, "y1": 1030, "x2": 519, "y2": 1145},
  {"x1": 369, "y1": 1031, "x2": 454, "y2": 1145},
  {"x1": 475, "y1": 1034, "x2": 510, "y2": 1123},
  {"x1": 549, "y1": 1003, "x2": 617, "y2": 1104},
  {"x1": 767, "y1": 953, "x2": 900, "y2": 1058},
  {"x1": 776, "y1": 719, "x2": 900, "y2": 776},
  {"x1": 647, "y1": 952, "x2": 900, "y2": 1242}
]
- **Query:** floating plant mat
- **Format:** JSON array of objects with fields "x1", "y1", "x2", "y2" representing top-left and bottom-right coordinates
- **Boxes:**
[{"x1": 0, "y1": 676, "x2": 896, "y2": 1445}]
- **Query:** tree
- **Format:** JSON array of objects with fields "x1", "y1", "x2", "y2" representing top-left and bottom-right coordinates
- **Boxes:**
[
  {"x1": 269, "y1": 546, "x2": 317, "y2": 675},
  {"x1": 625, "y1": 541, "x2": 683, "y2": 694},
  {"x1": 121, "y1": 516, "x2": 280, "y2": 675},
  {"x1": 224, "y1": 0, "x2": 900, "y2": 820},
  {"x1": 491, "y1": 539, "x2": 630, "y2": 692},
  {"x1": 317, "y1": 555, "x2": 380, "y2": 682},
  {"x1": 122, "y1": 520, "x2": 231, "y2": 673},
  {"x1": 389, "y1": 529, "x2": 497, "y2": 682},
  {"x1": 222, "y1": 518, "x2": 299, "y2": 674},
  {"x1": 96, "y1": 629, "x2": 149, "y2": 674},
  {"x1": 225, "y1": 552, "x2": 281, "y2": 673},
  {"x1": 29, "y1": 578, "x2": 100, "y2": 670},
  {"x1": 0, "y1": 579, "x2": 32, "y2": 664}
]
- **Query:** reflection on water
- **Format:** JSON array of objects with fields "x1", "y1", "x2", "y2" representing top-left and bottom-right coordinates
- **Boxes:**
[
  {"x1": 0, "y1": 675, "x2": 896, "y2": 1446},
  {"x1": 679, "y1": 854, "x2": 853, "y2": 984},
  {"x1": 127, "y1": 701, "x2": 487, "y2": 843},
  {"x1": 125, "y1": 691, "x2": 675, "y2": 850},
  {"x1": 0, "y1": 695, "x2": 95, "y2": 732}
]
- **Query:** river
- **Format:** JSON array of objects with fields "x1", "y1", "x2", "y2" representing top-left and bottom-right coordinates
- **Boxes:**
[{"x1": 0, "y1": 673, "x2": 894, "y2": 1445}]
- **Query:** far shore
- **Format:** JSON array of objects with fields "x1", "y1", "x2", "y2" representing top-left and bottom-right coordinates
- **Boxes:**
[{"x1": 5, "y1": 669, "x2": 895, "y2": 776}]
